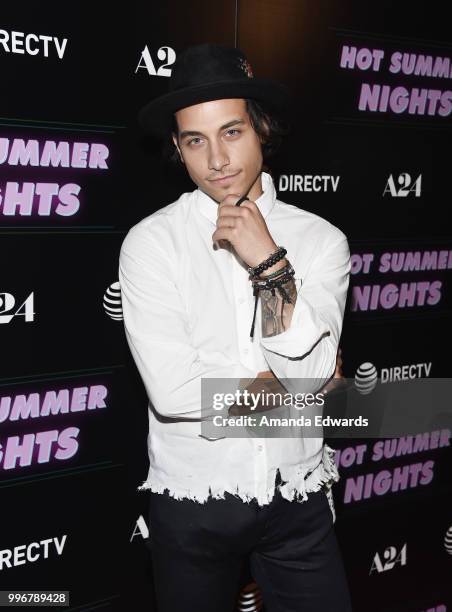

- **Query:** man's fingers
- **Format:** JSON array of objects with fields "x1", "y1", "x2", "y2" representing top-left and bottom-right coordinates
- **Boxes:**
[
  {"x1": 235, "y1": 195, "x2": 249, "y2": 206},
  {"x1": 217, "y1": 206, "x2": 244, "y2": 220},
  {"x1": 215, "y1": 238, "x2": 229, "y2": 249},
  {"x1": 220, "y1": 193, "x2": 242, "y2": 204},
  {"x1": 217, "y1": 206, "x2": 252, "y2": 227},
  {"x1": 256, "y1": 370, "x2": 275, "y2": 379},
  {"x1": 212, "y1": 228, "x2": 233, "y2": 243},
  {"x1": 216, "y1": 216, "x2": 236, "y2": 228},
  {"x1": 219, "y1": 194, "x2": 255, "y2": 208}
]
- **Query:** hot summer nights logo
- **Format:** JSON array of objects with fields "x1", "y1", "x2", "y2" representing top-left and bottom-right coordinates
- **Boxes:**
[{"x1": 0, "y1": 137, "x2": 110, "y2": 217}]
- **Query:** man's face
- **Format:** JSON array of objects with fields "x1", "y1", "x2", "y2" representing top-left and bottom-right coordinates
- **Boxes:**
[{"x1": 172, "y1": 98, "x2": 264, "y2": 203}]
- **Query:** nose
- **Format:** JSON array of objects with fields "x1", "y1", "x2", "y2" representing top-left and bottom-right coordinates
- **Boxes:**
[{"x1": 208, "y1": 140, "x2": 230, "y2": 172}]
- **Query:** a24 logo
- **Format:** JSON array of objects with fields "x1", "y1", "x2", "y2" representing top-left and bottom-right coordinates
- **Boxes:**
[
  {"x1": 383, "y1": 173, "x2": 422, "y2": 197},
  {"x1": 0, "y1": 292, "x2": 35, "y2": 323},
  {"x1": 370, "y1": 543, "x2": 407, "y2": 574}
]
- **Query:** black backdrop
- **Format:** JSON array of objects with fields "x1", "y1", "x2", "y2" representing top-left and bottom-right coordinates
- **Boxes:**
[{"x1": 1, "y1": 2, "x2": 451, "y2": 611}]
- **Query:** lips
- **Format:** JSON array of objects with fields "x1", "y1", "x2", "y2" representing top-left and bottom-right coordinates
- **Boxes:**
[{"x1": 209, "y1": 171, "x2": 240, "y2": 183}]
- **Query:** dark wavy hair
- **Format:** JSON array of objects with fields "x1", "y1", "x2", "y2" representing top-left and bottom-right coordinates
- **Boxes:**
[{"x1": 162, "y1": 97, "x2": 290, "y2": 166}]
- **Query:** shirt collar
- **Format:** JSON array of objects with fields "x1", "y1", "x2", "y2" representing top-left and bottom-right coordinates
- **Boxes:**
[{"x1": 194, "y1": 171, "x2": 277, "y2": 225}]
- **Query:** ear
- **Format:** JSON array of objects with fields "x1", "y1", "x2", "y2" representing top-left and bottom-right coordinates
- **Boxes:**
[{"x1": 172, "y1": 132, "x2": 184, "y2": 163}]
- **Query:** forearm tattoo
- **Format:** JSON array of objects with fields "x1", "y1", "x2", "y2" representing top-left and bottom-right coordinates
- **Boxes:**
[{"x1": 261, "y1": 277, "x2": 297, "y2": 337}]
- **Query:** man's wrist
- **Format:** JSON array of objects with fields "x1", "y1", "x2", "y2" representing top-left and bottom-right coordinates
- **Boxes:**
[{"x1": 257, "y1": 257, "x2": 288, "y2": 278}]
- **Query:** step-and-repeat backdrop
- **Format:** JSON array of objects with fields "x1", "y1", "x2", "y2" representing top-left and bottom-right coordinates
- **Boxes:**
[{"x1": 1, "y1": 2, "x2": 451, "y2": 611}]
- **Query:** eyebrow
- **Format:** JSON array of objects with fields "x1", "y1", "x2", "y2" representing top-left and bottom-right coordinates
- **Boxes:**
[{"x1": 179, "y1": 118, "x2": 246, "y2": 141}]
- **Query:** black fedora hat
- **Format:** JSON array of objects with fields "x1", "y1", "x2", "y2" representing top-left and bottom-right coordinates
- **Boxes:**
[{"x1": 137, "y1": 43, "x2": 291, "y2": 137}]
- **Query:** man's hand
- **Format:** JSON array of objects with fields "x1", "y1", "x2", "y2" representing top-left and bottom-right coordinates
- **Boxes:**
[
  {"x1": 228, "y1": 370, "x2": 288, "y2": 417},
  {"x1": 212, "y1": 194, "x2": 284, "y2": 270},
  {"x1": 256, "y1": 370, "x2": 275, "y2": 379},
  {"x1": 322, "y1": 347, "x2": 347, "y2": 394},
  {"x1": 213, "y1": 194, "x2": 297, "y2": 337}
]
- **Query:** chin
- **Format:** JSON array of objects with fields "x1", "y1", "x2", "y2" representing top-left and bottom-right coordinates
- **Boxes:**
[{"x1": 202, "y1": 172, "x2": 247, "y2": 201}]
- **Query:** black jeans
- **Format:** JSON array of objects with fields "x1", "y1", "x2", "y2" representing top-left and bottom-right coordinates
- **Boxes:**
[{"x1": 147, "y1": 471, "x2": 352, "y2": 612}]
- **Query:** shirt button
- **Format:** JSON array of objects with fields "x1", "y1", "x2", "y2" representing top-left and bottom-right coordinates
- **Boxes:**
[
  {"x1": 238, "y1": 297, "x2": 245, "y2": 304},
  {"x1": 257, "y1": 444, "x2": 263, "y2": 452},
  {"x1": 243, "y1": 348, "x2": 249, "y2": 354}
]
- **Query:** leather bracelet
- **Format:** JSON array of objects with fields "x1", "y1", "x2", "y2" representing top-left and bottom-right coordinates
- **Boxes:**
[
  {"x1": 252, "y1": 261, "x2": 295, "y2": 283},
  {"x1": 252, "y1": 268, "x2": 295, "y2": 294},
  {"x1": 256, "y1": 260, "x2": 292, "y2": 281}
]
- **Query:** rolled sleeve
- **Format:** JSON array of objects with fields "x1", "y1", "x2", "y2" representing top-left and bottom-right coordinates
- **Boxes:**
[{"x1": 259, "y1": 232, "x2": 350, "y2": 387}]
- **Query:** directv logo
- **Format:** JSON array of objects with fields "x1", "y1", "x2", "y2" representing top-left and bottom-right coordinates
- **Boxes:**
[{"x1": 354, "y1": 360, "x2": 432, "y2": 394}]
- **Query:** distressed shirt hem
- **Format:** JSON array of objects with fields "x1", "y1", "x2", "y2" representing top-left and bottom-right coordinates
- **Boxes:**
[{"x1": 137, "y1": 443, "x2": 340, "y2": 520}]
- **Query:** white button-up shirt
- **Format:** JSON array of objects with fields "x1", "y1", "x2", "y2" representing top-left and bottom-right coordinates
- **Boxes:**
[{"x1": 118, "y1": 171, "x2": 350, "y2": 515}]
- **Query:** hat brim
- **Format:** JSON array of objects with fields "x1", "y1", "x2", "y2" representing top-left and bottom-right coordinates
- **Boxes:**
[{"x1": 137, "y1": 78, "x2": 291, "y2": 137}]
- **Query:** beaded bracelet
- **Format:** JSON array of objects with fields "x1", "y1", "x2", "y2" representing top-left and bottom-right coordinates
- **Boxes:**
[{"x1": 247, "y1": 246, "x2": 287, "y2": 279}]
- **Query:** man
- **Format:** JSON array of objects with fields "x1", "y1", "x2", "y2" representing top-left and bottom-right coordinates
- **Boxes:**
[{"x1": 119, "y1": 44, "x2": 352, "y2": 612}]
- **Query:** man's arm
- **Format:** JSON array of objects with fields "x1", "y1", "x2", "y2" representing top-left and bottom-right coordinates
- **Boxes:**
[
  {"x1": 259, "y1": 257, "x2": 297, "y2": 337},
  {"x1": 229, "y1": 231, "x2": 350, "y2": 414},
  {"x1": 258, "y1": 232, "x2": 351, "y2": 389},
  {"x1": 119, "y1": 222, "x2": 258, "y2": 421},
  {"x1": 212, "y1": 193, "x2": 350, "y2": 408},
  {"x1": 228, "y1": 257, "x2": 296, "y2": 417},
  {"x1": 228, "y1": 350, "x2": 344, "y2": 417}
]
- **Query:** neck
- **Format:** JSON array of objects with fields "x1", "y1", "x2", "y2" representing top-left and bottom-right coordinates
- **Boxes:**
[{"x1": 246, "y1": 170, "x2": 264, "y2": 202}]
